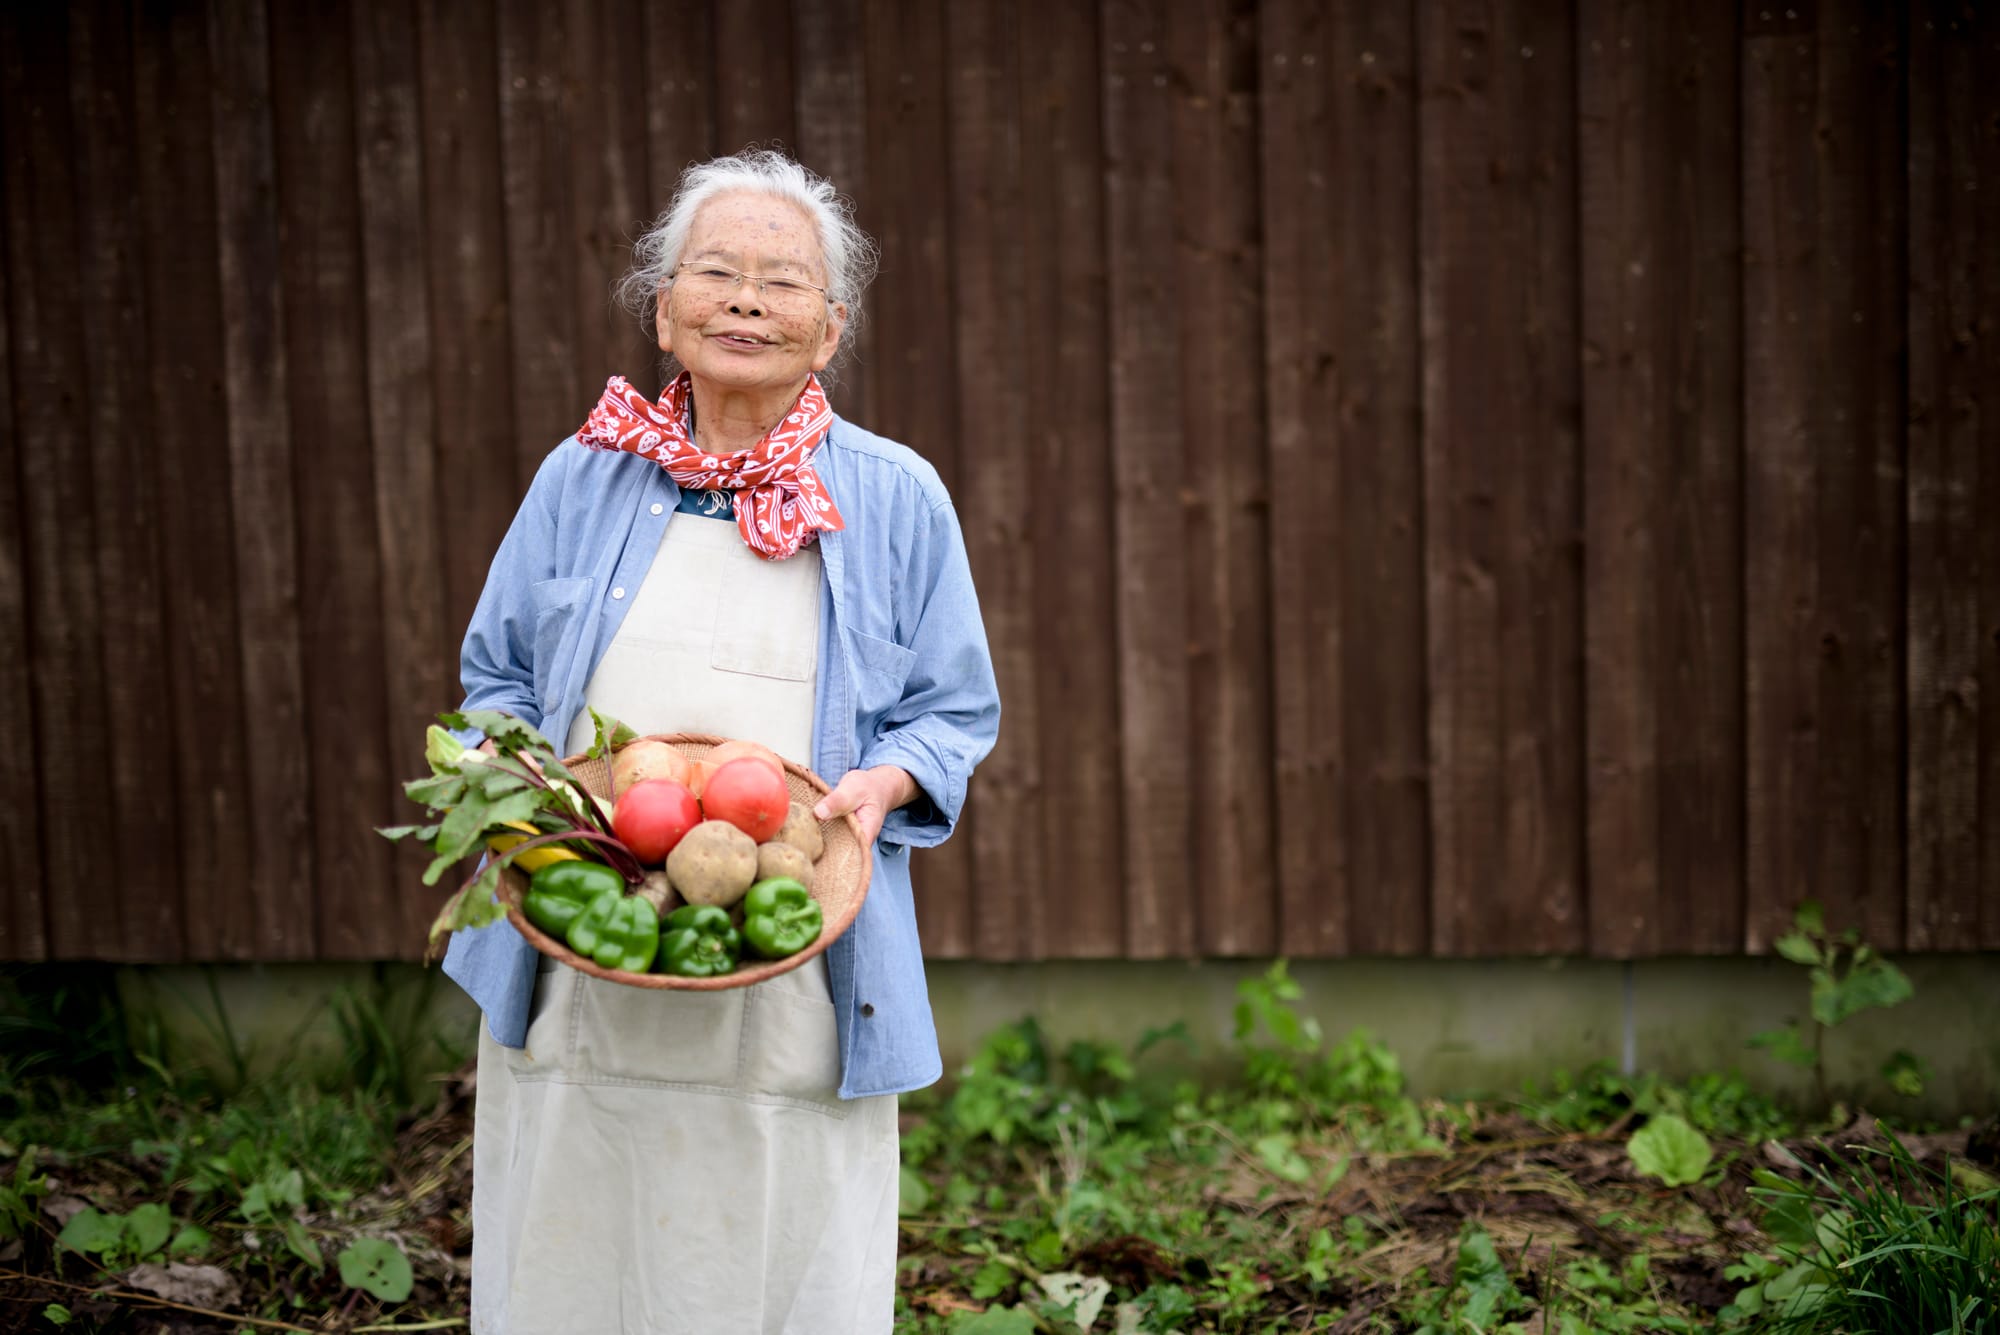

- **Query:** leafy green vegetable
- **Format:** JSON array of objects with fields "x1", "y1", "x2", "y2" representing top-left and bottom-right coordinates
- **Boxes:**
[
  {"x1": 338, "y1": 1236, "x2": 414, "y2": 1301},
  {"x1": 1628, "y1": 1113, "x2": 1713, "y2": 1187}
]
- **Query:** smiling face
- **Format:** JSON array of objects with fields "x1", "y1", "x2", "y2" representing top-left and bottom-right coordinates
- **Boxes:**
[{"x1": 656, "y1": 191, "x2": 846, "y2": 403}]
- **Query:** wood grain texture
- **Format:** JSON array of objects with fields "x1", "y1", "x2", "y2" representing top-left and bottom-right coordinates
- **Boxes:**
[
  {"x1": 1103, "y1": 0, "x2": 1195, "y2": 958},
  {"x1": 214, "y1": 0, "x2": 316, "y2": 960},
  {"x1": 1974, "y1": 7, "x2": 2000, "y2": 953},
  {"x1": 1418, "y1": 0, "x2": 1584, "y2": 957},
  {"x1": 1172, "y1": 0, "x2": 1273, "y2": 958},
  {"x1": 791, "y1": 0, "x2": 871, "y2": 421},
  {"x1": 1906, "y1": 0, "x2": 1996, "y2": 951},
  {"x1": 1579, "y1": 0, "x2": 1745, "y2": 957},
  {"x1": 67, "y1": 0, "x2": 181, "y2": 960},
  {"x1": 269, "y1": 1, "x2": 396, "y2": 959},
  {"x1": 713, "y1": 0, "x2": 796, "y2": 152},
  {"x1": 946, "y1": 0, "x2": 1042, "y2": 961},
  {"x1": 0, "y1": 5, "x2": 118, "y2": 960},
  {"x1": 419, "y1": 0, "x2": 519, "y2": 662},
  {"x1": 1021, "y1": 0, "x2": 1124, "y2": 958},
  {"x1": 353, "y1": 0, "x2": 453, "y2": 956},
  {"x1": 565, "y1": 0, "x2": 655, "y2": 399},
  {"x1": 497, "y1": 0, "x2": 580, "y2": 485},
  {"x1": 861, "y1": 0, "x2": 972, "y2": 958},
  {"x1": 134, "y1": 0, "x2": 258, "y2": 959},
  {"x1": 0, "y1": 12, "x2": 48, "y2": 961},
  {"x1": 640, "y1": 0, "x2": 716, "y2": 401}
]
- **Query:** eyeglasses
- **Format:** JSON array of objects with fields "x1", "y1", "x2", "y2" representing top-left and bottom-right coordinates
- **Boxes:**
[{"x1": 670, "y1": 260, "x2": 829, "y2": 316}]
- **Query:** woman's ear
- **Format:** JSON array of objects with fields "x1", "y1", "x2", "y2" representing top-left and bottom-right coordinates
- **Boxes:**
[
  {"x1": 655, "y1": 284, "x2": 675, "y2": 356},
  {"x1": 811, "y1": 302, "x2": 847, "y2": 373}
]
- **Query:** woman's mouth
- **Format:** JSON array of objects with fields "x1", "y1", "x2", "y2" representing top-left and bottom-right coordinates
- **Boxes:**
[{"x1": 711, "y1": 330, "x2": 773, "y2": 350}]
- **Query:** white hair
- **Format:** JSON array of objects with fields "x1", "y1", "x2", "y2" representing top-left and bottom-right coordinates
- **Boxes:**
[{"x1": 618, "y1": 149, "x2": 878, "y2": 384}]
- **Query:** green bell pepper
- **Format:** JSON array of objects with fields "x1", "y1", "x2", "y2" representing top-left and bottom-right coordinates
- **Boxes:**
[
  {"x1": 658, "y1": 905, "x2": 742, "y2": 978},
  {"x1": 522, "y1": 860, "x2": 625, "y2": 940},
  {"x1": 566, "y1": 888, "x2": 660, "y2": 973},
  {"x1": 741, "y1": 877, "x2": 823, "y2": 960}
]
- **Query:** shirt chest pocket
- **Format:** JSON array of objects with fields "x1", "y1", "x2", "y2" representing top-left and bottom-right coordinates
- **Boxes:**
[
  {"x1": 529, "y1": 576, "x2": 593, "y2": 715},
  {"x1": 846, "y1": 627, "x2": 916, "y2": 726}
]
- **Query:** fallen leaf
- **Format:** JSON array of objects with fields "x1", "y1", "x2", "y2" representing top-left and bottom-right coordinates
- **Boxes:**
[
  {"x1": 40, "y1": 1195, "x2": 90, "y2": 1226},
  {"x1": 123, "y1": 1262, "x2": 242, "y2": 1312}
]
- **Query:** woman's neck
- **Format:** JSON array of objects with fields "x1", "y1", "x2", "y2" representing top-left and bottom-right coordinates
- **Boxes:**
[{"x1": 688, "y1": 376, "x2": 809, "y2": 454}]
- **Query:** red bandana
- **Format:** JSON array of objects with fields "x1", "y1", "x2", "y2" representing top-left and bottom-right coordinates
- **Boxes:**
[{"x1": 578, "y1": 373, "x2": 844, "y2": 560}]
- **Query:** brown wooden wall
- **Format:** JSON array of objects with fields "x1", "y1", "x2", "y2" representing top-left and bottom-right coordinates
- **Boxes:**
[{"x1": 2, "y1": 0, "x2": 1995, "y2": 964}]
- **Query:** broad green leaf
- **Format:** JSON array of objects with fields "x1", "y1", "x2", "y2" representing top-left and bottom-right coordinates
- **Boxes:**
[
  {"x1": 402, "y1": 773, "x2": 467, "y2": 811},
  {"x1": 970, "y1": 1259, "x2": 1015, "y2": 1301},
  {"x1": 1881, "y1": 1049, "x2": 1927, "y2": 1097},
  {"x1": 898, "y1": 1166, "x2": 931, "y2": 1217},
  {"x1": 1627, "y1": 1113, "x2": 1712, "y2": 1187},
  {"x1": 456, "y1": 710, "x2": 553, "y2": 751},
  {"x1": 338, "y1": 1237, "x2": 414, "y2": 1302},
  {"x1": 1749, "y1": 1025, "x2": 1816, "y2": 1068},
  {"x1": 125, "y1": 1201, "x2": 172, "y2": 1259},
  {"x1": 1812, "y1": 958, "x2": 1912, "y2": 1026},
  {"x1": 425, "y1": 724, "x2": 467, "y2": 770},
  {"x1": 42, "y1": 1304, "x2": 70, "y2": 1326},
  {"x1": 1452, "y1": 1220, "x2": 1519, "y2": 1324},
  {"x1": 281, "y1": 1217, "x2": 323, "y2": 1270},
  {"x1": 436, "y1": 789, "x2": 543, "y2": 863},
  {"x1": 1253, "y1": 1133, "x2": 1312, "y2": 1184},
  {"x1": 586, "y1": 708, "x2": 638, "y2": 760},
  {"x1": 1025, "y1": 1229, "x2": 1065, "y2": 1271},
  {"x1": 1793, "y1": 900, "x2": 1825, "y2": 937},
  {"x1": 1773, "y1": 931, "x2": 1822, "y2": 966},
  {"x1": 951, "y1": 1307, "x2": 1040, "y2": 1335},
  {"x1": 57, "y1": 1207, "x2": 122, "y2": 1256},
  {"x1": 168, "y1": 1223, "x2": 211, "y2": 1258}
]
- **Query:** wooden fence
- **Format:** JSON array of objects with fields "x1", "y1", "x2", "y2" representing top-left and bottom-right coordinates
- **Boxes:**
[{"x1": 1, "y1": 0, "x2": 1994, "y2": 964}]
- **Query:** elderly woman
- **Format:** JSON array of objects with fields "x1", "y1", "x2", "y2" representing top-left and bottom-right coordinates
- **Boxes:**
[{"x1": 440, "y1": 150, "x2": 1000, "y2": 1334}]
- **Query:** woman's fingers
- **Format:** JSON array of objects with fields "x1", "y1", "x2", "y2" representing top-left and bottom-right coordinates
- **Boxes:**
[{"x1": 813, "y1": 769, "x2": 888, "y2": 846}]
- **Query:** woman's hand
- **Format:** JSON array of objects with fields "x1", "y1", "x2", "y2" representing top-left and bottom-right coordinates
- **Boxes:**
[{"x1": 812, "y1": 765, "x2": 917, "y2": 849}]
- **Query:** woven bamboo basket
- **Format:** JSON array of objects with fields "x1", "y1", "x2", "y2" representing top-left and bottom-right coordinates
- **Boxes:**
[{"x1": 496, "y1": 732, "x2": 870, "y2": 991}]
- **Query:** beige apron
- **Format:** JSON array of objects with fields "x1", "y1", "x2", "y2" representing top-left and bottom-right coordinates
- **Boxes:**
[{"x1": 470, "y1": 512, "x2": 899, "y2": 1335}]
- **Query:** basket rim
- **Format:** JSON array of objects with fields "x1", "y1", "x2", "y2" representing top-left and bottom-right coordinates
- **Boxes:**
[{"x1": 497, "y1": 732, "x2": 870, "y2": 991}]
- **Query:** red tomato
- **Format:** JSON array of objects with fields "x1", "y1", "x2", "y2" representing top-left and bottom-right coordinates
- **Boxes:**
[
  {"x1": 701, "y1": 757, "x2": 790, "y2": 843},
  {"x1": 612, "y1": 779, "x2": 702, "y2": 865}
]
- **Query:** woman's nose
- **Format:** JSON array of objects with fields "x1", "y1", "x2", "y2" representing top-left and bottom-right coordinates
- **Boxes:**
[{"x1": 726, "y1": 282, "x2": 765, "y2": 317}]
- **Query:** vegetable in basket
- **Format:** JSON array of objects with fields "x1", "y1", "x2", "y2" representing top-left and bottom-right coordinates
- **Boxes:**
[
  {"x1": 567, "y1": 888, "x2": 662, "y2": 974},
  {"x1": 658, "y1": 905, "x2": 742, "y2": 978},
  {"x1": 522, "y1": 861, "x2": 626, "y2": 939},
  {"x1": 740, "y1": 878, "x2": 822, "y2": 960}
]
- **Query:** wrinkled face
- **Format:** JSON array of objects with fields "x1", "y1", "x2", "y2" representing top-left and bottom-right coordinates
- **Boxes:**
[{"x1": 656, "y1": 191, "x2": 845, "y2": 398}]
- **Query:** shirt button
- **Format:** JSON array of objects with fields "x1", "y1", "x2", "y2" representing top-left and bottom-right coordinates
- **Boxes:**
[
  {"x1": 650, "y1": 502, "x2": 664, "y2": 515},
  {"x1": 861, "y1": 1003, "x2": 875, "y2": 1018},
  {"x1": 612, "y1": 587, "x2": 626, "y2": 600}
]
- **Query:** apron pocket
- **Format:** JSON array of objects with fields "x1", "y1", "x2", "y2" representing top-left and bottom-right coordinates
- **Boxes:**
[
  {"x1": 741, "y1": 985, "x2": 846, "y2": 1112},
  {"x1": 570, "y1": 980, "x2": 747, "y2": 1089}
]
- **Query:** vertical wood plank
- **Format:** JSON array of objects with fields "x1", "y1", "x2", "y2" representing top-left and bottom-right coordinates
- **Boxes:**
[
  {"x1": 419, "y1": 0, "x2": 518, "y2": 662},
  {"x1": 1579, "y1": 0, "x2": 1745, "y2": 957},
  {"x1": 640, "y1": 0, "x2": 717, "y2": 403},
  {"x1": 791, "y1": 0, "x2": 871, "y2": 421},
  {"x1": 353, "y1": 0, "x2": 453, "y2": 956},
  {"x1": 267, "y1": 0, "x2": 396, "y2": 959},
  {"x1": 0, "y1": 5, "x2": 119, "y2": 961},
  {"x1": 0, "y1": 13, "x2": 50, "y2": 962},
  {"x1": 1743, "y1": 7, "x2": 1822, "y2": 952},
  {"x1": 1906, "y1": 0, "x2": 1995, "y2": 951},
  {"x1": 213, "y1": 0, "x2": 317, "y2": 960},
  {"x1": 68, "y1": 0, "x2": 183, "y2": 960},
  {"x1": 1103, "y1": 0, "x2": 1195, "y2": 958},
  {"x1": 945, "y1": 0, "x2": 1039, "y2": 961},
  {"x1": 565, "y1": 0, "x2": 655, "y2": 397},
  {"x1": 1974, "y1": 9, "x2": 2000, "y2": 952},
  {"x1": 1020, "y1": 0, "x2": 1124, "y2": 958},
  {"x1": 497, "y1": 0, "x2": 579, "y2": 485},
  {"x1": 133, "y1": 0, "x2": 257, "y2": 959},
  {"x1": 862, "y1": 0, "x2": 972, "y2": 959},
  {"x1": 1419, "y1": 0, "x2": 1584, "y2": 956},
  {"x1": 1811, "y1": 0, "x2": 1907, "y2": 951},
  {"x1": 1171, "y1": 0, "x2": 1272, "y2": 957},
  {"x1": 712, "y1": 0, "x2": 796, "y2": 152}
]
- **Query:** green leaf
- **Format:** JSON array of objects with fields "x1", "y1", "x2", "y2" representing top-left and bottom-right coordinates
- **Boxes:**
[
  {"x1": 1627, "y1": 1113, "x2": 1713, "y2": 1187},
  {"x1": 125, "y1": 1201, "x2": 172, "y2": 1259},
  {"x1": 1773, "y1": 931, "x2": 1822, "y2": 966},
  {"x1": 1452, "y1": 1221, "x2": 1520, "y2": 1324},
  {"x1": 586, "y1": 708, "x2": 639, "y2": 760},
  {"x1": 970, "y1": 1259, "x2": 1015, "y2": 1301},
  {"x1": 402, "y1": 773, "x2": 467, "y2": 811},
  {"x1": 425, "y1": 724, "x2": 467, "y2": 771},
  {"x1": 280, "y1": 1216, "x2": 323, "y2": 1270},
  {"x1": 1136, "y1": 1284, "x2": 1197, "y2": 1333},
  {"x1": 1881, "y1": 1049, "x2": 1927, "y2": 1097},
  {"x1": 1025, "y1": 1229, "x2": 1066, "y2": 1271},
  {"x1": 456, "y1": 710, "x2": 554, "y2": 751},
  {"x1": 1037, "y1": 1272, "x2": 1111, "y2": 1332},
  {"x1": 950, "y1": 1307, "x2": 1040, "y2": 1335},
  {"x1": 1793, "y1": 899, "x2": 1825, "y2": 937},
  {"x1": 42, "y1": 1304, "x2": 70, "y2": 1326},
  {"x1": 169, "y1": 1223, "x2": 211, "y2": 1258},
  {"x1": 1812, "y1": 957, "x2": 1913, "y2": 1026},
  {"x1": 1749, "y1": 1025, "x2": 1816, "y2": 1068},
  {"x1": 57, "y1": 1207, "x2": 122, "y2": 1256},
  {"x1": 898, "y1": 1166, "x2": 932, "y2": 1217},
  {"x1": 338, "y1": 1237, "x2": 414, "y2": 1302},
  {"x1": 1253, "y1": 1133, "x2": 1312, "y2": 1184}
]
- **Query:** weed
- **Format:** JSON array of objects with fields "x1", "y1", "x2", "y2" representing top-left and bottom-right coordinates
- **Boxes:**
[{"x1": 1751, "y1": 899, "x2": 1927, "y2": 1107}]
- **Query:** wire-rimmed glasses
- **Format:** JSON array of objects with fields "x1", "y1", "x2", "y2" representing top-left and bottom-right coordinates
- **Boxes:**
[{"x1": 671, "y1": 260, "x2": 830, "y2": 316}]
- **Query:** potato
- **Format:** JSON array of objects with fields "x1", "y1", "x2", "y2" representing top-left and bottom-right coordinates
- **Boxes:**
[
  {"x1": 665, "y1": 820, "x2": 758, "y2": 908},
  {"x1": 613, "y1": 739, "x2": 689, "y2": 796},
  {"x1": 772, "y1": 802, "x2": 825, "y2": 861},
  {"x1": 756, "y1": 840, "x2": 816, "y2": 890}
]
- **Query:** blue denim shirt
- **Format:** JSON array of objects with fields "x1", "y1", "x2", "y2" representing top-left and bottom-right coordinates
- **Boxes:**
[{"x1": 441, "y1": 418, "x2": 1000, "y2": 1098}]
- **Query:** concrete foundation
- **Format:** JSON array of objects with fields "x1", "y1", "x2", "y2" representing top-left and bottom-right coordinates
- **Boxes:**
[{"x1": 98, "y1": 954, "x2": 2000, "y2": 1116}]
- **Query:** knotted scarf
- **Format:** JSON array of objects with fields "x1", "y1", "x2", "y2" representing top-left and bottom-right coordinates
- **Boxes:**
[{"x1": 578, "y1": 372, "x2": 844, "y2": 560}]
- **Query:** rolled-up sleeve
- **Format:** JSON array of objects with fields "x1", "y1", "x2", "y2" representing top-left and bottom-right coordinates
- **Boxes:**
[{"x1": 864, "y1": 498, "x2": 1000, "y2": 848}]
